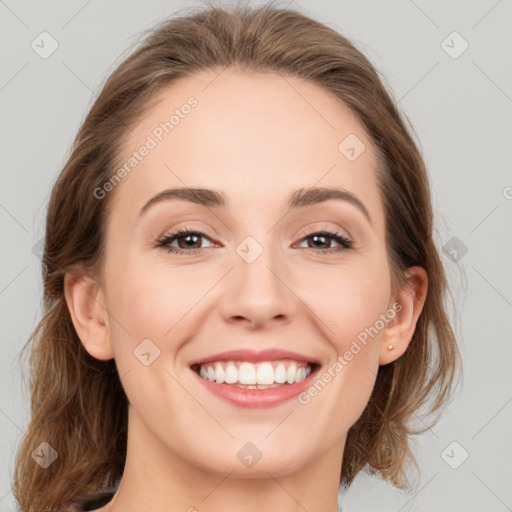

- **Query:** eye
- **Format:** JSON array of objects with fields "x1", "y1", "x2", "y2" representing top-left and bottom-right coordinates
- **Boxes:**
[
  {"x1": 155, "y1": 226, "x2": 217, "y2": 255},
  {"x1": 295, "y1": 228, "x2": 353, "y2": 255},
  {"x1": 155, "y1": 226, "x2": 353, "y2": 256}
]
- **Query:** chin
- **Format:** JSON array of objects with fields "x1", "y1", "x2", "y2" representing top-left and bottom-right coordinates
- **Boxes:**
[{"x1": 187, "y1": 437, "x2": 316, "y2": 479}]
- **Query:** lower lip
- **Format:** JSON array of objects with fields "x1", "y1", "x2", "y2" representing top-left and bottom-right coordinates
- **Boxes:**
[{"x1": 192, "y1": 367, "x2": 317, "y2": 408}]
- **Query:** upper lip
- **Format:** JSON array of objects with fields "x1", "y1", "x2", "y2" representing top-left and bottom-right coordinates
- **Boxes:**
[{"x1": 189, "y1": 348, "x2": 321, "y2": 367}]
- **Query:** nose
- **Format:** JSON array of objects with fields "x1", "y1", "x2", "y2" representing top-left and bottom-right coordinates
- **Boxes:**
[{"x1": 218, "y1": 241, "x2": 296, "y2": 330}]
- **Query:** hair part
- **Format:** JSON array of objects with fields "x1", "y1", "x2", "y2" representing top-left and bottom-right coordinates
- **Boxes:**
[{"x1": 13, "y1": 2, "x2": 461, "y2": 510}]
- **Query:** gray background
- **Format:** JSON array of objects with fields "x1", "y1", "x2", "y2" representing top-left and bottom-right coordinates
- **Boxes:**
[{"x1": 1, "y1": 0, "x2": 511, "y2": 510}]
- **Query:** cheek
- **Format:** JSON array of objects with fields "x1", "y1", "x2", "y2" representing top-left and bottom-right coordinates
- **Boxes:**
[
  {"x1": 296, "y1": 267, "x2": 389, "y2": 428},
  {"x1": 294, "y1": 255, "x2": 389, "y2": 403},
  {"x1": 303, "y1": 253, "x2": 391, "y2": 349},
  {"x1": 102, "y1": 261, "x2": 202, "y2": 405},
  {"x1": 104, "y1": 251, "x2": 208, "y2": 344}
]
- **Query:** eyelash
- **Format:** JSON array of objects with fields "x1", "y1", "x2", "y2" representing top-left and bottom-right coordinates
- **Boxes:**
[{"x1": 155, "y1": 225, "x2": 353, "y2": 256}]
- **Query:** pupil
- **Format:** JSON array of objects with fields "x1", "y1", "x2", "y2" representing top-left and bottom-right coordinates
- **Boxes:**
[
  {"x1": 181, "y1": 234, "x2": 199, "y2": 248},
  {"x1": 312, "y1": 235, "x2": 329, "y2": 249}
]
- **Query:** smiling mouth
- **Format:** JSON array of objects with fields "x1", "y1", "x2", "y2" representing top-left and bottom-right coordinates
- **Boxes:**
[{"x1": 190, "y1": 359, "x2": 320, "y2": 389}]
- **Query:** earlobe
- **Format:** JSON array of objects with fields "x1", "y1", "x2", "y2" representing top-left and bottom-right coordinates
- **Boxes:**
[
  {"x1": 379, "y1": 266, "x2": 428, "y2": 365},
  {"x1": 63, "y1": 269, "x2": 115, "y2": 361}
]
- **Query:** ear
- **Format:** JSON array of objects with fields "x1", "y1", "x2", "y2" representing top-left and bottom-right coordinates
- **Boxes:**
[
  {"x1": 63, "y1": 268, "x2": 115, "y2": 361},
  {"x1": 379, "y1": 266, "x2": 428, "y2": 365}
]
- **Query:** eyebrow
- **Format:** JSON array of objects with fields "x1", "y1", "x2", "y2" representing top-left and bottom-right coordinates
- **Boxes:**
[{"x1": 138, "y1": 186, "x2": 372, "y2": 224}]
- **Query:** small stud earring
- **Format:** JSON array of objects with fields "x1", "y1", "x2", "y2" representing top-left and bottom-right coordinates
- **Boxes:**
[{"x1": 387, "y1": 344, "x2": 393, "y2": 350}]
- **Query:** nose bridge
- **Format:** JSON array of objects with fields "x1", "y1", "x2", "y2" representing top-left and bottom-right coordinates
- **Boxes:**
[
  {"x1": 221, "y1": 230, "x2": 295, "y2": 326},
  {"x1": 234, "y1": 231, "x2": 284, "y2": 294}
]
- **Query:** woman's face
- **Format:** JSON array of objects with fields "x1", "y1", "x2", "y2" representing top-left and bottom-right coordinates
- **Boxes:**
[{"x1": 92, "y1": 69, "x2": 398, "y2": 478}]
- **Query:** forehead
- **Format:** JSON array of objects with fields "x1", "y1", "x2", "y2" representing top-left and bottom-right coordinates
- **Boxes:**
[{"x1": 111, "y1": 68, "x2": 384, "y2": 227}]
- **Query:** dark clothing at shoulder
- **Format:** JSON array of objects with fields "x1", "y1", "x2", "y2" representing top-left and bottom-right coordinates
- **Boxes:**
[{"x1": 58, "y1": 487, "x2": 116, "y2": 511}]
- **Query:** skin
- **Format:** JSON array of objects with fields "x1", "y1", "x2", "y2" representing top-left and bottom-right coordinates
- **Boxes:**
[{"x1": 65, "y1": 68, "x2": 427, "y2": 512}]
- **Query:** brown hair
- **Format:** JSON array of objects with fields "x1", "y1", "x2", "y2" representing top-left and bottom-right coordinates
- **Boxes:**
[{"x1": 13, "y1": 2, "x2": 461, "y2": 510}]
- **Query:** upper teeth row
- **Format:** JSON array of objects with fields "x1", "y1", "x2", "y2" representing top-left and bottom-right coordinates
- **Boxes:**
[{"x1": 198, "y1": 361, "x2": 312, "y2": 385}]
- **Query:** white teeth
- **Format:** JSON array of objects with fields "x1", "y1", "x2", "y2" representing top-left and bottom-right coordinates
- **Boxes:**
[
  {"x1": 214, "y1": 362, "x2": 225, "y2": 384},
  {"x1": 239, "y1": 362, "x2": 257, "y2": 385},
  {"x1": 225, "y1": 363, "x2": 238, "y2": 384},
  {"x1": 275, "y1": 364, "x2": 287, "y2": 383},
  {"x1": 256, "y1": 362, "x2": 275, "y2": 385},
  {"x1": 196, "y1": 360, "x2": 314, "y2": 386},
  {"x1": 286, "y1": 362, "x2": 297, "y2": 384},
  {"x1": 295, "y1": 367, "x2": 306, "y2": 383}
]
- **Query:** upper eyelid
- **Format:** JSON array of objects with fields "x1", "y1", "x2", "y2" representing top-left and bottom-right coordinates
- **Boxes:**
[
  {"x1": 294, "y1": 224, "x2": 352, "y2": 242},
  {"x1": 160, "y1": 225, "x2": 351, "y2": 238}
]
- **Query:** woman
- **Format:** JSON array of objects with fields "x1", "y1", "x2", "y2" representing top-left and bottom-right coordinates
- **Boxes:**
[{"x1": 13, "y1": 3, "x2": 461, "y2": 511}]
